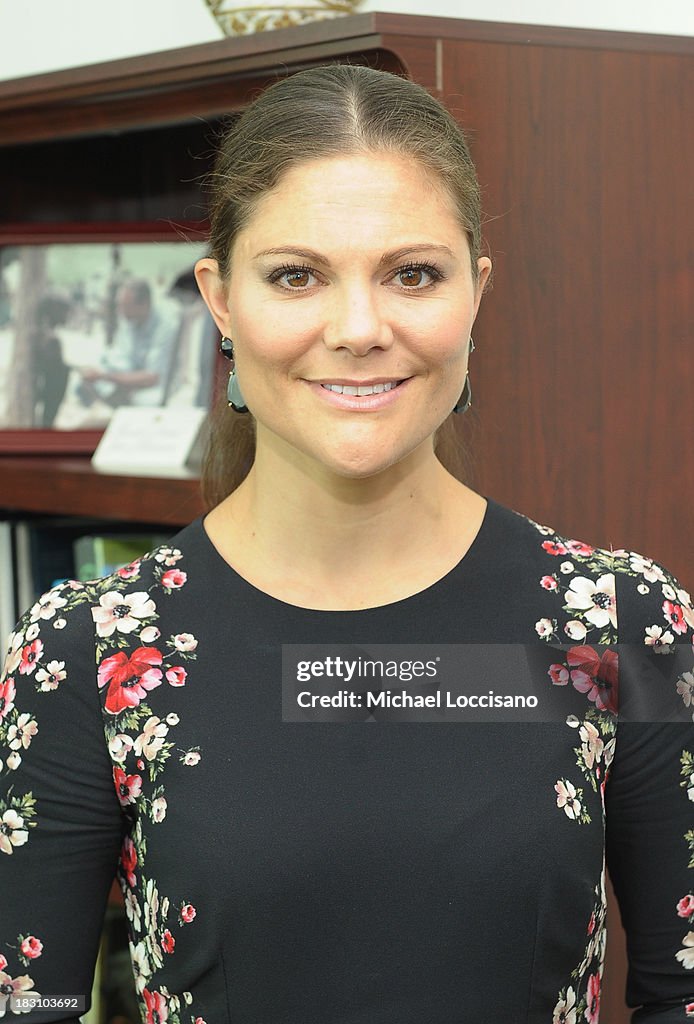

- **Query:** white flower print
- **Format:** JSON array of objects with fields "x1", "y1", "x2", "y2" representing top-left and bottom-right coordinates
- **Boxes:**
[
  {"x1": 677, "y1": 672, "x2": 694, "y2": 708},
  {"x1": 34, "y1": 659, "x2": 66, "y2": 691},
  {"x1": 152, "y1": 797, "x2": 167, "y2": 823},
  {"x1": 564, "y1": 620, "x2": 588, "y2": 641},
  {"x1": 0, "y1": 808, "x2": 29, "y2": 854},
  {"x1": 565, "y1": 574, "x2": 617, "y2": 630},
  {"x1": 133, "y1": 717, "x2": 169, "y2": 761},
  {"x1": 645, "y1": 624, "x2": 676, "y2": 652},
  {"x1": 552, "y1": 985, "x2": 577, "y2": 1024},
  {"x1": 579, "y1": 722, "x2": 604, "y2": 770},
  {"x1": 7, "y1": 713, "x2": 38, "y2": 751},
  {"x1": 3, "y1": 631, "x2": 23, "y2": 676},
  {"x1": 629, "y1": 553, "x2": 667, "y2": 584},
  {"x1": 92, "y1": 591, "x2": 157, "y2": 638},
  {"x1": 6, "y1": 751, "x2": 21, "y2": 770},
  {"x1": 676, "y1": 932, "x2": 694, "y2": 970},
  {"x1": 183, "y1": 751, "x2": 201, "y2": 766},
  {"x1": 25, "y1": 622, "x2": 40, "y2": 642},
  {"x1": 165, "y1": 713, "x2": 180, "y2": 726},
  {"x1": 555, "y1": 779, "x2": 582, "y2": 820},
  {"x1": 560, "y1": 560, "x2": 575, "y2": 574},
  {"x1": 129, "y1": 939, "x2": 151, "y2": 994},
  {"x1": 140, "y1": 626, "x2": 161, "y2": 644},
  {"x1": 53, "y1": 618, "x2": 67, "y2": 629},
  {"x1": 143, "y1": 878, "x2": 160, "y2": 933},
  {"x1": 0, "y1": 969, "x2": 40, "y2": 1015},
  {"x1": 535, "y1": 618, "x2": 555, "y2": 639},
  {"x1": 124, "y1": 888, "x2": 142, "y2": 931},
  {"x1": 108, "y1": 733, "x2": 134, "y2": 763},
  {"x1": 603, "y1": 737, "x2": 616, "y2": 770},
  {"x1": 154, "y1": 546, "x2": 183, "y2": 566},
  {"x1": 29, "y1": 589, "x2": 67, "y2": 622},
  {"x1": 174, "y1": 633, "x2": 198, "y2": 652}
]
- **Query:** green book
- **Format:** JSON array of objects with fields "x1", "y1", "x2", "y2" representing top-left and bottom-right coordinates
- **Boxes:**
[{"x1": 73, "y1": 533, "x2": 170, "y2": 582}]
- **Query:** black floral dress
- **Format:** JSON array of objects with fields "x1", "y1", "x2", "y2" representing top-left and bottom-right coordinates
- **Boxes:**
[{"x1": 1, "y1": 496, "x2": 693, "y2": 1023}]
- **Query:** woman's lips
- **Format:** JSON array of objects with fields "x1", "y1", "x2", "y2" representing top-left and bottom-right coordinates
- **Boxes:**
[{"x1": 305, "y1": 376, "x2": 412, "y2": 411}]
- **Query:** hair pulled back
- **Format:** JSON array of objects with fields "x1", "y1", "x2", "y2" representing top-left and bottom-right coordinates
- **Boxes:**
[{"x1": 200, "y1": 63, "x2": 488, "y2": 510}]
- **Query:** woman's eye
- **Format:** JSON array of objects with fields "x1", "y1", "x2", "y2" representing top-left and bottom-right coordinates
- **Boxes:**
[
  {"x1": 268, "y1": 265, "x2": 316, "y2": 289},
  {"x1": 394, "y1": 263, "x2": 443, "y2": 289}
]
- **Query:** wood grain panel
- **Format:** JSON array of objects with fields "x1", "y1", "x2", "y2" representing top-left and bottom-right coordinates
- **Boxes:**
[{"x1": 440, "y1": 38, "x2": 693, "y2": 587}]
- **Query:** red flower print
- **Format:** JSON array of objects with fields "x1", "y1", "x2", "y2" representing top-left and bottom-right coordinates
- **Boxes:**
[
  {"x1": 166, "y1": 666, "x2": 187, "y2": 687},
  {"x1": 161, "y1": 929, "x2": 175, "y2": 953},
  {"x1": 587, "y1": 911, "x2": 596, "y2": 935},
  {"x1": 98, "y1": 646, "x2": 163, "y2": 715},
  {"x1": 567, "y1": 646, "x2": 618, "y2": 715},
  {"x1": 0, "y1": 675, "x2": 16, "y2": 721},
  {"x1": 686, "y1": 1003, "x2": 694, "y2": 1017},
  {"x1": 548, "y1": 663, "x2": 569, "y2": 686},
  {"x1": 677, "y1": 895, "x2": 694, "y2": 918},
  {"x1": 585, "y1": 971, "x2": 601, "y2": 1024},
  {"x1": 19, "y1": 639, "x2": 43, "y2": 675},
  {"x1": 161, "y1": 568, "x2": 187, "y2": 590},
  {"x1": 566, "y1": 539, "x2": 595, "y2": 556},
  {"x1": 542, "y1": 540, "x2": 568, "y2": 556},
  {"x1": 113, "y1": 766, "x2": 143, "y2": 806},
  {"x1": 180, "y1": 903, "x2": 196, "y2": 923},
  {"x1": 194, "y1": 1018, "x2": 207, "y2": 1024},
  {"x1": 541, "y1": 575, "x2": 559, "y2": 591},
  {"x1": 121, "y1": 836, "x2": 138, "y2": 887},
  {"x1": 20, "y1": 936, "x2": 43, "y2": 959},
  {"x1": 0, "y1": 954, "x2": 6, "y2": 971},
  {"x1": 143, "y1": 988, "x2": 168, "y2": 1024},
  {"x1": 117, "y1": 561, "x2": 141, "y2": 580},
  {"x1": 664, "y1": 599, "x2": 689, "y2": 635}
]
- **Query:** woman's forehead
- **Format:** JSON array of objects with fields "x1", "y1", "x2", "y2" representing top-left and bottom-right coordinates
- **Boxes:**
[{"x1": 235, "y1": 152, "x2": 465, "y2": 252}]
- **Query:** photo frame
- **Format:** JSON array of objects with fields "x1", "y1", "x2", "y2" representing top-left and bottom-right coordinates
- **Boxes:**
[{"x1": 0, "y1": 223, "x2": 217, "y2": 454}]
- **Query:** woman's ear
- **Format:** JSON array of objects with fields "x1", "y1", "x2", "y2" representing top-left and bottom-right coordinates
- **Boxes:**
[
  {"x1": 473, "y1": 256, "x2": 493, "y2": 315},
  {"x1": 194, "y1": 258, "x2": 231, "y2": 336}
]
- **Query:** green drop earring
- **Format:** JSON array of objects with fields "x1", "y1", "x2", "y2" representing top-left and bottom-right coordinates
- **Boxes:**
[{"x1": 220, "y1": 336, "x2": 249, "y2": 413}]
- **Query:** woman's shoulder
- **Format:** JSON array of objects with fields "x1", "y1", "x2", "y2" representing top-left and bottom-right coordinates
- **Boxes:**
[
  {"x1": 1, "y1": 521, "x2": 202, "y2": 686},
  {"x1": 490, "y1": 498, "x2": 694, "y2": 650}
]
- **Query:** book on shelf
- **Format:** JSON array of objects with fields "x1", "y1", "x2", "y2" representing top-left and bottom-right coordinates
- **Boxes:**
[{"x1": 73, "y1": 532, "x2": 170, "y2": 582}]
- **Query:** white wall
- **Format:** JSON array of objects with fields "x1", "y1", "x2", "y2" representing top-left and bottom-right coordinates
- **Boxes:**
[{"x1": 0, "y1": 0, "x2": 692, "y2": 83}]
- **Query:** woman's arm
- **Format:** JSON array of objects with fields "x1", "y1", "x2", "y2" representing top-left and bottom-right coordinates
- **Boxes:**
[
  {"x1": 0, "y1": 581, "x2": 125, "y2": 1022},
  {"x1": 606, "y1": 565, "x2": 694, "y2": 1021}
]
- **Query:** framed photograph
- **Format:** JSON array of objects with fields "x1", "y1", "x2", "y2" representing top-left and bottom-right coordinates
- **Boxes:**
[{"x1": 0, "y1": 223, "x2": 217, "y2": 454}]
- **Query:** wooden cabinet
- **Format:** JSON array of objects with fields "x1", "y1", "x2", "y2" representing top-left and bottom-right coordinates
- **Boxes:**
[{"x1": 2, "y1": 14, "x2": 692, "y2": 1021}]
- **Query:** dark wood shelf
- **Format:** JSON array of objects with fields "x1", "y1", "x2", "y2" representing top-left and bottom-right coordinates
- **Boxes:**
[{"x1": 0, "y1": 457, "x2": 204, "y2": 526}]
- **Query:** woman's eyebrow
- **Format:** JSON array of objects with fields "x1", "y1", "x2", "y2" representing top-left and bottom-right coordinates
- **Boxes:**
[{"x1": 252, "y1": 244, "x2": 455, "y2": 265}]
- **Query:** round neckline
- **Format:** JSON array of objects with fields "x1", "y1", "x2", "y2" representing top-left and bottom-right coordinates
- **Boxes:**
[{"x1": 194, "y1": 495, "x2": 498, "y2": 616}]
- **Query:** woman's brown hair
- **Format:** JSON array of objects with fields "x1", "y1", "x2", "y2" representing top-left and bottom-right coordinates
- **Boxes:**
[{"x1": 200, "y1": 62, "x2": 489, "y2": 510}]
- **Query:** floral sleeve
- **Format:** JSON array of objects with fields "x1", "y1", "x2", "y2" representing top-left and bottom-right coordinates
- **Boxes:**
[
  {"x1": 0, "y1": 579, "x2": 124, "y2": 1020},
  {"x1": 605, "y1": 550, "x2": 694, "y2": 1021}
]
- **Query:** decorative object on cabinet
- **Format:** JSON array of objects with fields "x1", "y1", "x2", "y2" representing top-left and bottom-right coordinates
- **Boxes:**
[
  {"x1": 0, "y1": 223, "x2": 213, "y2": 454},
  {"x1": 203, "y1": 0, "x2": 362, "y2": 35}
]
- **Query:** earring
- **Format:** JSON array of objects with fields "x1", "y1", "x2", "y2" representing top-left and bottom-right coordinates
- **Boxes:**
[
  {"x1": 452, "y1": 375, "x2": 472, "y2": 415},
  {"x1": 219, "y1": 336, "x2": 249, "y2": 414},
  {"x1": 452, "y1": 336, "x2": 475, "y2": 415}
]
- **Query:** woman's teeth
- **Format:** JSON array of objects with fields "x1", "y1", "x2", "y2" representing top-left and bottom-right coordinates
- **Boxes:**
[{"x1": 321, "y1": 381, "x2": 403, "y2": 396}]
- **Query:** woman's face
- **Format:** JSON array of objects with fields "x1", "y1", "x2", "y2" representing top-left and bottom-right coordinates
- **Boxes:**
[{"x1": 196, "y1": 152, "x2": 492, "y2": 480}]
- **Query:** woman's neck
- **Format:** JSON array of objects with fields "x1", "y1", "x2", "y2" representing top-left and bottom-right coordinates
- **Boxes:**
[{"x1": 204, "y1": 440, "x2": 486, "y2": 609}]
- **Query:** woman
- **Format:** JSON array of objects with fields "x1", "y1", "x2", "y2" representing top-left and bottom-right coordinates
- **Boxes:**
[{"x1": 1, "y1": 64, "x2": 692, "y2": 1024}]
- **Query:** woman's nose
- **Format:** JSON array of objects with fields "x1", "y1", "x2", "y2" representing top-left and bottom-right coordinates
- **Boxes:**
[{"x1": 322, "y1": 284, "x2": 393, "y2": 354}]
